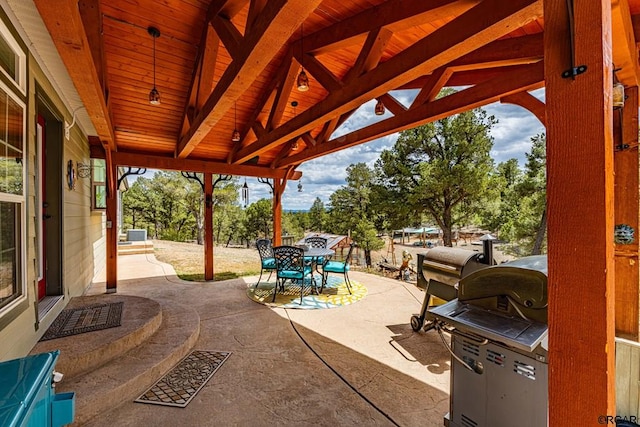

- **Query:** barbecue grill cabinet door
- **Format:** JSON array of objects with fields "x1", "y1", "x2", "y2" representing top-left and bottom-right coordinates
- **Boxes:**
[{"x1": 449, "y1": 337, "x2": 548, "y2": 427}]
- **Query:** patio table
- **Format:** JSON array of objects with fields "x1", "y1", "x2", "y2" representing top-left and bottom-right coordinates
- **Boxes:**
[{"x1": 301, "y1": 247, "x2": 335, "y2": 289}]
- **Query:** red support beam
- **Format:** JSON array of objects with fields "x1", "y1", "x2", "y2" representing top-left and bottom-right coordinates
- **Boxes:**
[
  {"x1": 273, "y1": 178, "x2": 285, "y2": 245},
  {"x1": 204, "y1": 173, "x2": 214, "y2": 281},
  {"x1": 105, "y1": 152, "x2": 118, "y2": 293},
  {"x1": 544, "y1": 0, "x2": 616, "y2": 423},
  {"x1": 614, "y1": 85, "x2": 639, "y2": 339}
]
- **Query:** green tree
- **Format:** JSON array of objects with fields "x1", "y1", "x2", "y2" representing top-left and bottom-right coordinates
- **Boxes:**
[
  {"x1": 351, "y1": 219, "x2": 384, "y2": 267},
  {"x1": 244, "y1": 199, "x2": 273, "y2": 242},
  {"x1": 326, "y1": 163, "x2": 384, "y2": 267},
  {"x1": 375, "y1": 109, "x2": 496, "y2": 246},
  {"x1": 509, "y1": 133, "x2": 547, "y2": 254},
  {"x1": 308, "y1": 197, "x2": 327, "y2": 232}
]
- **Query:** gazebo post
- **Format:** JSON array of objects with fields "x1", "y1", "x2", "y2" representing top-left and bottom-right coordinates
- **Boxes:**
[
  {"x1": 204, "y1": 173, "x2": 214, "y2": 281},
  {"x1": 545, "y1": 0, "x2": 616, "y2": 423},
  {"x1": 273, "y1": 178, "x2": 284, "y2": 246},
  {"x1": 105, "y1": 152, "x2": 118, "y2": 293},
  {"x1": 614, "y1": 86, "x2": 639, "y2": 339}
]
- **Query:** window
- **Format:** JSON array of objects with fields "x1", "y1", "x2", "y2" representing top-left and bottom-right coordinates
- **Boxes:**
[
  {"x1": 0, "y1": 79, "x2": 25, "y2": 313},
  {"x1": 92, "y1": 158, "x2": 106, "y2": 210},
  {"x1": 0, "y1": 18, "x2": 25, "y2": 94}
]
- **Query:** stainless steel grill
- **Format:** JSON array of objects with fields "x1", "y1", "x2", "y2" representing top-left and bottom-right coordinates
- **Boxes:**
[
  {"x1": 427, "y1": 255, "x2": 548, "y2": 427},
  {"x1": 411, "y1": 247, "x2": 488, "y2": 332}
]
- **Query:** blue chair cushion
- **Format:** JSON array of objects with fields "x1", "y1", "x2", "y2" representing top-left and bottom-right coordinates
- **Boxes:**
[
  {"x1": 323, "y1": 261, "x2": 349, "y2": 273},
  {"x1": 278, "y1": 266, "x2": 313, "y2": 280},
  {"x1": 262, "y1": 258, "x2": 276, "y2": 269}
]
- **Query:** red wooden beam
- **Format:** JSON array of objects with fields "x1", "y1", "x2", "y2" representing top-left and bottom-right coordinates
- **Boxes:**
[
  {"x1": 544, "y1": 0, "x2": 616, "y2": 423},
  {"x1": 204, "y1": 173, "x2": 214, "y2": 281}
]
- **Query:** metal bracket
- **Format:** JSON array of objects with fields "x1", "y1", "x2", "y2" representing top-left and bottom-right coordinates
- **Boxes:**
[
  {"x1": 118, "y1": 167, "x2": 147, "y2": 189},
  {"x1": 615, "y1": 143, "x2": 630, "y2": 151},
  {"x1": 181, "y1": 171, "x2": 204, "y2": 191},
  {"x1": 561, "y1": 65, "x2": 587, "y2": 79}
]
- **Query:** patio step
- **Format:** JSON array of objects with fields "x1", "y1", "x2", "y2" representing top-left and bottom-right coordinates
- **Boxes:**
[
  {"x1": 55, "y1": 299, "x2": 200, "y2": 425},
  {"x1": 32, "y1": 295, "x2": 163, "y2": 378},
  {"x1": 118, "y1": 240, "x2": 154, "y2": 256}
]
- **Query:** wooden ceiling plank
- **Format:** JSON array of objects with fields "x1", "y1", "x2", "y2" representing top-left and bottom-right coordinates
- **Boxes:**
[
  {"x1": 278, "y1": 62, "x2": 544, "y2": 168},
  {"x1": 301, "y1": 0, "x2": 481, "y2": 55},
  {"x1": 500, "y1": 91, "x2": 546, "y2": 125},
  {"x1": 411, "y1": 67, "x2": 453, "y2": 106},
  {"x1": 234, "y1": 0, "x2": 543, "y2": 164},
  {"x1": 378, "y1": 94, "x2": 407, "y2": 116},
  {"x1": 612, "y1": 0, "x2": 639, "y2": 86},
  {"x1": 212, "y1": 15, "x2": 243, "y2": 59},
  {"x1": 176, "y1": 0, "x2": 323, "y2": 158},
  {"x1": 113, "y1": 151, "x2": 302, "y2": 179},
  {"x1": 34, "y1": 0, "x2": 116, "y2": 150}
]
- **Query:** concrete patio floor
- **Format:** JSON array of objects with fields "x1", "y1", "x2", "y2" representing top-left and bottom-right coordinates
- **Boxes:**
[{"x1": 83, "y1": 253, "x2": 451, "y2": 426}]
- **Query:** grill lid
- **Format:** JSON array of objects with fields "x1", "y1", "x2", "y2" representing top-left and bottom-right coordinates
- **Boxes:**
[{"x1": 421, "y1": 247, "x2": 484, "y2": 279}]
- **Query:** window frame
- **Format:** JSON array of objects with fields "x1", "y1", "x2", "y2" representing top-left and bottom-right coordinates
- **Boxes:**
[
  {"x1": 0, "y1": 18, "x2": 26, "y2": 95},
  {"x1": 91, "y1": 158, "x2": 106, "y2": 211},
  {"x1": 0, "y1": 77, "x2": 26, "y2": 317}
]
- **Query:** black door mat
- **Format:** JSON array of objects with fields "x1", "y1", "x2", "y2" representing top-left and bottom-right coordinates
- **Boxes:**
[
  {"x1": 40, "y1": 301, "x2": 124, "y2": 341},
  {"x1": 135, "y1": 350, "x2": 232, "y2": 408}
]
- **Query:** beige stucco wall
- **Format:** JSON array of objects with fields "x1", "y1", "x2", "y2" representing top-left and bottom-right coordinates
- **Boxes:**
[{"x1": 0, "y1": 10, "x2": 106, "y2": 361}]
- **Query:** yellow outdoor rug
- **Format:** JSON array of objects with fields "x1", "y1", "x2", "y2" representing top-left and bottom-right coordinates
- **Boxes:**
[{"x1": 247, "y1": 275, "x2": 367, "y2": 309}]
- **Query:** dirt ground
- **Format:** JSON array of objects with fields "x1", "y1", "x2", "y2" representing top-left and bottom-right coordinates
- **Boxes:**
[{"x1": 152, "y1": 236, "x2": 512, "y2": 281}]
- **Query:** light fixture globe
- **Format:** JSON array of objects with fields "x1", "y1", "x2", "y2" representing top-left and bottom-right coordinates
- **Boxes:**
[
  {"x1": 374, "y1": 99, "x2": 385, "y2": 115},
  {"x1": 297, "y1": 70, "x2": 309, "y2": 92},
  {"x1": 149, "y1": 87, "x2": 161, "y2": 105},
  {"x1": 613, "y1": 81, "x2": 625, "y2": 109},
  {"x1": 231, "y1": 129, "x2": 241, "y2": 142}
]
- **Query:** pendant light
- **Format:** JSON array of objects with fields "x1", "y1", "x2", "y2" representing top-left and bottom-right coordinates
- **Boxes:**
[
  {"x1": 374, "y1": 99, "x2": 385, "y2": 115},
  {"x1": 297, "y1": 24, "x2": 309, "y2": 92},
  {"x1": 231, "y1": 102, "x2": 241, "y2": 142},
  {"x1": 148, "y1": 27, "x2": 161, "y2": 105}
]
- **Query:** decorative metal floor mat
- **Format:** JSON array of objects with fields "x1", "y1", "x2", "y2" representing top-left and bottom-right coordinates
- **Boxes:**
[
  {"x1": 135, "y1": 350, "x2": 232, "y2": 408},
  {"x1": 40, "y1": 302, "x2": 124, "y2": 341}
]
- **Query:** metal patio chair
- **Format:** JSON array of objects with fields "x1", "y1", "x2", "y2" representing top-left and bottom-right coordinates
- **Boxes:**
[
  {"x1": 255, "y1": 239, "x2": 276, "y2": 288},
  {"x1": 321, "y1": 243, "x2": 355, "y2": 294},
  {"x1": 272, "y1": 246, "x2": 317, "y2": 303},
  {"x1": 304, "y1": 236, "x2": 328, "y2": 269}
]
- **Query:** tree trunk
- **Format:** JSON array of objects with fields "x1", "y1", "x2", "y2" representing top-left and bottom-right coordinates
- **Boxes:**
[
  {"x1": 365, "y1": 249, "x2": 372, "y2": 267},
  {"x1": 532, "y1": 208, "x2": 547, "y2": 255}
]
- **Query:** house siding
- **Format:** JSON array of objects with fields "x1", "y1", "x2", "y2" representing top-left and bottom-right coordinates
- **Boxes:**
[{"x1": 0, "y1": 7, "x2": 105, "y2": 361}]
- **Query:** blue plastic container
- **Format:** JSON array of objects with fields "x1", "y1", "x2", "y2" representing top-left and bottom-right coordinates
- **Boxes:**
[{"x1": 0, "y1": 350, "x2": 75, "y2": 427}]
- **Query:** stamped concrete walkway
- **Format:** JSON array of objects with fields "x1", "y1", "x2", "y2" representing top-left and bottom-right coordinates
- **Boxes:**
[{"x1": 85, "y1": 253, "x2": 451, "y2": 426}]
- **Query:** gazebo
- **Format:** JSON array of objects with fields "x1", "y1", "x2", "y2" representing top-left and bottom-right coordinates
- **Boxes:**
[{"x1": 8, "y1": 0, "x2": 640, "y2": 423}]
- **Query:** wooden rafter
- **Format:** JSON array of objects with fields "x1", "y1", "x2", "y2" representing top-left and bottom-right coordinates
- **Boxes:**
[
  {"x1": 113, "y1": 151, "x2": 302, "y2": 180},
  {"x1": 378, "y1": 94, "x2": 407, "y2": 116},
  {"x1": 300, "y1": 0, "x2": 481, "y2": 55},
  {"x1": 34, "y1": 0, "x2": 116, "y2": 150},
  {"x1": 233, "y1": 0, "x2": 543, "y2": 164},
  {"x1": 182, "y1": 23, "x2": 220, "y2": 136},
  {"x1": 212, "y1": 15, "x2": 243, "y2": 57},
  {"x1": 277, "y1": 62, "x2": 544, "y2": 167},
  {"x1": 500, "y1": 91, "x2": 546, "y2": 125},
  {"x1": 344, "y1": 28, "x2": 394, "y2": 83},
  {"x1": 176, "y1": 0, "x2": 323, "y2": 158},
  {"x1": 267, "y1": 58, "x2": 299, "y2": 131},
  {"x1": 299, "y1": 54, "x2": 343, "y2": 92}
]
